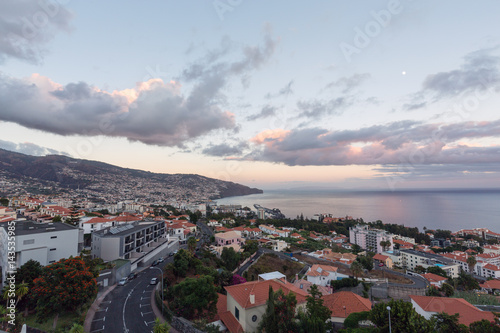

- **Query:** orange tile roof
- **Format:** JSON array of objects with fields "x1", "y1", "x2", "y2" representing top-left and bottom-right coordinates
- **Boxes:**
[
  {"x1": 410, "y1": 295, "x2": 496, "y2": 326},
  {"x1": 480, "y1": 280, "x2": 500, "y2": 290},
  {"x1": 323, "y1": 291, "x2": 372, "y2": 318},
  {"x1": 373, "y1": 254, "x2": 389, "y2": 261},
  {"x1": 215, "y1": 293, "x2": 227, "y2": 319},
  {"x1": 225, "y1": 279, "x2": 308, "y2": 310},
  {"x1": 306, "y1": 264, "x2": 338, "y2": 277},
  {"x1": 421, "y1": 273, "x2": 447, "y2": 283},
  {"x1": 218, "y1": 311, "x2": 243, "y2": 333},
  {"x1": 482, "y1": 263, "x2": 500, "y2": 271}
]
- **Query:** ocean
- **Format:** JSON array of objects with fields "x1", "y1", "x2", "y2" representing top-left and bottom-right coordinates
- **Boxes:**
[{"x1": 215, "y1": 189, "x2": 500, "y2": 233}]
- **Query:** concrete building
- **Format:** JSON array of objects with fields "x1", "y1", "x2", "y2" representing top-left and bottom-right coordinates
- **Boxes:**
[
  {"x1": 305, "y1": 264, "x2": 349, "y2": 287},
  {"x1": 399, "y1": 249, "x2": 460, "y2": 278},
  {"x1": 91, "y1": 220, "x2": 166, "y2": 261},
  {"x1": 349, "y1": 224, "x2": 394, "y2": 253},
  {"x1": 0, "y1": 220, "x2": 82, "y2": 288}
]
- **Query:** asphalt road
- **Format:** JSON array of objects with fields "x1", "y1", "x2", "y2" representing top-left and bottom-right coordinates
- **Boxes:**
[{"x1": 90, "y1": 256, "x2": 174, "y2": 333}]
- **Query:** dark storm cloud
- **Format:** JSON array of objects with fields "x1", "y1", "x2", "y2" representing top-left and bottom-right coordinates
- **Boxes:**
[
  {"x1": 0, "y1": 0, "x2": 73, "y2": 63},
  {"x1": 246, "y1": 119, "x2": 500, "y2": 166}
]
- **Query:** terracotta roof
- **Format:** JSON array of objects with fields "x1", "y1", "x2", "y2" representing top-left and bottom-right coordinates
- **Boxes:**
[
  {"x1": 215, "y1": 293, "x2": 227, "y2": 320},
  {"x1": 410, "y1": 295, "x2": 496, "y2": 326},
  {"x1": 373, "y1": 254, "x2": 389, "y2": 261},
  {"x1": 225, "y1": 279, "x2": 309, "y2": 310},
  {"x1": 216, "y1": 231, "x2": 241, "y2": 240},
  {"x1": 306, "y1": 264, "x2": 338, "y2": 277},
  {"x1": 480, "y1": 280, "x2": 500, "y2": 290},
  {"x1": 481, "y1": 263, "x2": 500, "y2": 271},
  {"x1": 323, "y1": 291, "x2": 372, "y2": 318},
  {"x1": 218, "y1": 311, "x2": 243, "y2": 333},
  {"x1": 421, "y1": 273, "x2": 447, "y2": 283}
]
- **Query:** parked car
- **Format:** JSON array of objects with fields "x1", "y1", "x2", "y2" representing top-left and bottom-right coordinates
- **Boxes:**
[
  {"x1": 157, "y1": 257, "x2": 164, "y2": 263},
  {"x1": 379, "y1": 263, "x2": 384, "y2": 267},
  {"x1": 291, "y1": 257, "x2": 298, "y2": 262},
  {"x1": 150, "y1": 278, "x2": 158, "y2": 285},
  {"x1": 128, "y1": 272, "x2": 137, "y2": 280},
  {"x1": 118, "y1": 277, "x2": 128, "y2": 286},
  {"x1": 168, "y1": 252, "x2": 174, "y2": 257},
  {"x1": 151, "y1": 260, "x2": 159, "y2": 266}
]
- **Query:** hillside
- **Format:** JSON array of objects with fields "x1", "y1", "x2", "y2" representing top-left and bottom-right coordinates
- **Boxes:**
[{"x1": 0, "y1": 148, "x2": 262, "y2": 201}]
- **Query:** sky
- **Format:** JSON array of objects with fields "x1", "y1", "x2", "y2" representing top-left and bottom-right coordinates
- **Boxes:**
[{"x1": 1, "y1": 0, "x2": 500, "y2": 191}]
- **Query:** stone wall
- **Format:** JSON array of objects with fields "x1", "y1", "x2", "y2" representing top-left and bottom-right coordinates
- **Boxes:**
[{"x1": 171, "y1": 316, "x2": 205, "y2": 333}]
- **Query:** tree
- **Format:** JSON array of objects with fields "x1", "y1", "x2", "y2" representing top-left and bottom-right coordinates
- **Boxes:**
[
  {"x1": 427, "y1": 266, "x2": 448, "y2": 278},
  {"x1": 221, "y1": 247, "x2": 240, "y2": 271},
  {"x1": 351, "y1": 244, "x2": 362, "y2": 254},
  {"x1": 469, "y1": 319, "x2": 500, "y2": 333},
  {"x1": 426, "y1": 286, "x2": 441, "y2": 296},
  {"x1": 153, "y1": 318, "x2": 170, "y2": 333},
  {"x1": 0, "y1": 198, "x2": 8, "y2": 207},
  {"x1": 454, "y1": 271, "x2": 479, "y2": 290},
  {"x1": 31, "y1": 257, "x2": 97, "y2": 321},
  {"x1": 168, "y1": 276, "x2": 218, "y2": 320},
  {"x1": 441, "y1": 283, "x2": 454, "y2": 297},
  {"x1": 431, "y1": 312, "x2": 468, "y2": 332},
  {"x1": 243, "y1": 240, "x2": 259, "y2": 254},
  {"x1": 415, "y1": 265, "x2": 426, "y2": 274},
  {"x1": 297, "y1": 284, "x2": 331, "y2": 333},
  {"x1": 52, "y1": 215, "x2": 62, "y2": 222},
  {"x1": 258, "y1": 287, "x2": 298, "y2": 333},
  {"x1": 380, "y1": 240, "x2": 391, "y2": 252},
  {"x1": 467, "y1": 255, "x2": 477, "y2": 274},
  {"x1": 68, "y1": 323, "x2": 85, "y2": 333},
  {"x1": 369, "y1": 299, "x2": 433, "y2": 332},
  {"x1": 173, "y1": 249, "x2": 191, "y2": 277},
  {"x1": 187, "y1": 237, "x2": 197, "y2": 253},
  {"x1": 350, "y1": 261, "x2": 363, "y2": 280}
]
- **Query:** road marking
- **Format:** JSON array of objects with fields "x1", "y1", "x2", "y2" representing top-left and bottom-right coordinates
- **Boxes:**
[
  {"x1": 141, "y1": 296, "x2": 150, "y2": 300},
  {"x1": 140, "y1": 303, "x2": 150, "y2": 308},
  {"x1": 145, "y1": 320, "x2": 156, "y2": 326},
  {"x1": 90, "y1": 327, "x2": 104, "y2": 333},
  {"x1": 142, "y1": 311, "x2": 153, "y2": 316},
  {"x1": 92, "y1": 317, "x2": 105, "y2": 322},
  {"x1": 123, "y1": 286, "x2": 136, "y2": 333}
]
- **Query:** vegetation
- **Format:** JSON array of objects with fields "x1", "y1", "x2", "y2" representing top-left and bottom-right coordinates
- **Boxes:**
[
  {"x1": 331, "y1": 278, "x2": 360, "y2": 291},
  {"x1": 296, "y1": 284, "x2": 332, "y2": 333},
  {"x1": 167, "y1": 275, "x2": 218, "y2": 320},
  {"x1": 258, "y1": 286, "x2": 298, "y2": 333},
  {"x1": 31, "y1": 257, "x2": 97, "y2": 322}
]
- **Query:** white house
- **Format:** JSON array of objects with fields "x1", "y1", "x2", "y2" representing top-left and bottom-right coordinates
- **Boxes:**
[{"x1": 305, "y1": 264, "x2": 349, "y2": 287}]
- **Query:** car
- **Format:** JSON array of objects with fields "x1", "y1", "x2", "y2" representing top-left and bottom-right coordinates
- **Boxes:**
[
  {"x1": 151, "y1": 260, "x2": 159, "y2": 266},
  {"x1": 127, "y1": 272, "x2": 137, "y2": 280},
  {"x1": 118, "y1": 277, "x2": 128, "y2": 286},
  {"x1": 150, "y1": 278, "x2": 158, "y2": 285},
  {"x1": 291, "y1": 257, "x2": 298, "y2": 262},
  {"x1": 157, "y1": 257, "x2": 164, "y2": 263},
  {"x1": 379, "y1": 263, "x2": 384, "y2": 267},
  {"x1": 168, "y1": 252, "x2": 174, "y2": 257}
]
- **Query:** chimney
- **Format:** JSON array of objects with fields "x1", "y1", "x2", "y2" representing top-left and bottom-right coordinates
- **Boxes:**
[
  {"x1": 295, "y1": 274, "x2": 299, "y2": 282},
  {"x1": 249, "y1": 292, "x2": 255, "y2": 305}
]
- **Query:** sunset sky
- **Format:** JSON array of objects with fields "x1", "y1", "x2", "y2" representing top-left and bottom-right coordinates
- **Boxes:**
[{"x1": 1, "y1": 1, "x2": 500, "y2": 190}]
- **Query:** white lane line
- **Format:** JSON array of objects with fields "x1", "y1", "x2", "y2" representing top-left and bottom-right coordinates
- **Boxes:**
[
  {"x1": 142, "y1": 311, "x2": 153, "y2": 316},
  {"x1": 122, "y1": 286, "x2": 136, "y2": 333}
]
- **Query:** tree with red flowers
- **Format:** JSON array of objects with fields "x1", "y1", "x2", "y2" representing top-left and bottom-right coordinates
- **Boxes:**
[{"x1": 32, "y1": 256, "x2": 97, "y2": 322}]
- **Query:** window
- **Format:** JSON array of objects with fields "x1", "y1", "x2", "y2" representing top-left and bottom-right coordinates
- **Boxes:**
[
  {"x1": 252, "y1": 315, "x2": 258, "y2": 322},
  {"x1": 23, "y1": 239, "x2": 35, "y2": 245},
  {"x1": 51, "y1": 236, "x2": 57, "y2": 239},
  {"x1": 235, "y1": 307, "x2": 239, "y2": 320},
  {"x1": 50, "y1": 248, "x2": 56, "y2": 251}
]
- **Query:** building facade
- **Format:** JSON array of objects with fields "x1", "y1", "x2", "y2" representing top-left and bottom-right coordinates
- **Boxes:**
[{"x1": 349, "y1": 224, "x2": 394, "y2": 253}]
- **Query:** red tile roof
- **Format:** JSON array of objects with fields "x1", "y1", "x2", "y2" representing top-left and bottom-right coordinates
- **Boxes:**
[
  {"x1": 410, "y1": 295, "x2": 496, "y2": 326},
  {"x1": 323, "y1": 291, "x2": 372, "y2": 318},
  {"x1": 218, "y1": 311, "x2": 243, "y2": 333},
  {"x1": 373, "y1": 254, "x2": 389, "y2": 261},
  {"x1": 421, "y1": 273, "x2": 447, "y2": 283},
  {"x1": 225, "y1": 279, "x2": 308, "y2": 310},
  {"x1": 306, "y1": 264, "x2": 338, "y2": 277},
  {"x1": 480, "y1": 280, "x2": 500, "y2": 290}
]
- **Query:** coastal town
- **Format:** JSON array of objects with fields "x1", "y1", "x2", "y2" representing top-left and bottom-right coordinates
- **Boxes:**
[{"x1": 2, "y1": 193, "x2": 500, "y2": 332}]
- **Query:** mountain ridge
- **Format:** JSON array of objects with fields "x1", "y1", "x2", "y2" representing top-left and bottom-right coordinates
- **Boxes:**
[{"x1": 0, "y1": 148, "x2": 263, "y2": 200}]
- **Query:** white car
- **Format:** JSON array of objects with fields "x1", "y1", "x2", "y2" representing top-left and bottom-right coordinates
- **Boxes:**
[
  {"x1": 118, "y1": 277, "x2": 128, "y2": 286},
  {"x1": 150, "y1": 278, "x2": 158, "y2": 285}
]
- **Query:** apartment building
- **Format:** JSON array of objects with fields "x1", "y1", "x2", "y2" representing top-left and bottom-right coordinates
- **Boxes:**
[
  {"x1": 0, "y1": 220, "x2": 81, "y2": 288},
  {"x1": 399, "y1": 249, "x2": 460, "y2": 278},
  {"x1": 349, "y1": 224, "x2": 394, "y2": 253},
  {"x1": 91, "y1": 220, "x2": 166, "y2": 261}
]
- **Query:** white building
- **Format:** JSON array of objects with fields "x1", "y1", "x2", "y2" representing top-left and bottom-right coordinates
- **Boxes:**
[
  {"x1": 0, "y1": 220, "x2": 82, "y2": 289},
  {"x1": 305, "y1": 264, "x2": 349, "y2": 287},
  {"x1": 349, "y1": 224, "x2": 394, "y2": 253}
]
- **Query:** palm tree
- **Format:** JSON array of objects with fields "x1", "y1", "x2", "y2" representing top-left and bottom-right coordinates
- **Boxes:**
[
  {"x1": 69, "y1": 323, "x2": 84, "y2": 333},
  {"x1": 380, "y1": 240, "x2": 391, "y2": 252},
  {"x1": 350, "y1": 261, "x2": 363, "y2": 281},
  {"x1": 466, "y1": 255, "x2": 477, "y2": 274},
  {"x1": 153, "y1": 318, "x2": 170, "y2": 333}
]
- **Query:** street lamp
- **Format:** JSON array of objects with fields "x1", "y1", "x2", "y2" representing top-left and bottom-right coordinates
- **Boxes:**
[
  {"x1": 150, "y1": 266, "x2": 164, "y2": 316},
  {"x1": 387, "y1": 306, "x2": 392, "y2": 333}
]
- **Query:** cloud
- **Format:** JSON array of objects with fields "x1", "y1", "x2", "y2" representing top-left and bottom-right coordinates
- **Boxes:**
[
  {"x1": 0, "y1": 139, "x2": 69, "y2": 156},
  {"x1": 296, "y1": 96, "x2": 352, "y2": 119},
  {"x1": 324, "y1": 73, "x2": 370, "y2": 94},
  {"x1": 0, "y1": 0, "x2": 73, "y2": 63},
  {"x1": 202, "y1": 141, "x2": 248, "y2": 157},
  {"x1": 405, "y1": 49, "x2": 500, "y2": 110},
  {"x1": 245, "y1": 119, "x2": 500, "y2": 166},
  {"x1": 0, "y1": 30, "x2": 279, "y2": 147},
  {"x1": 0, "y1": 73, "x2": 235, "y2": 146},
  {"x1": 246, "y1": 104, "x2": 279, "y2": 121},
  {"x1": 265, "y1": 80, "x2": 294, "y2": 99}
]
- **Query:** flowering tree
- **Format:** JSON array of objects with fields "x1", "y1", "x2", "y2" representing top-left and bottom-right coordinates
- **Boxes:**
[
  {"x1": 231, "y1": 274, "x2": 246, "y2": 285},
  {"x1": 32, "y1": 257, "x2": 97, "y2": 320}
]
